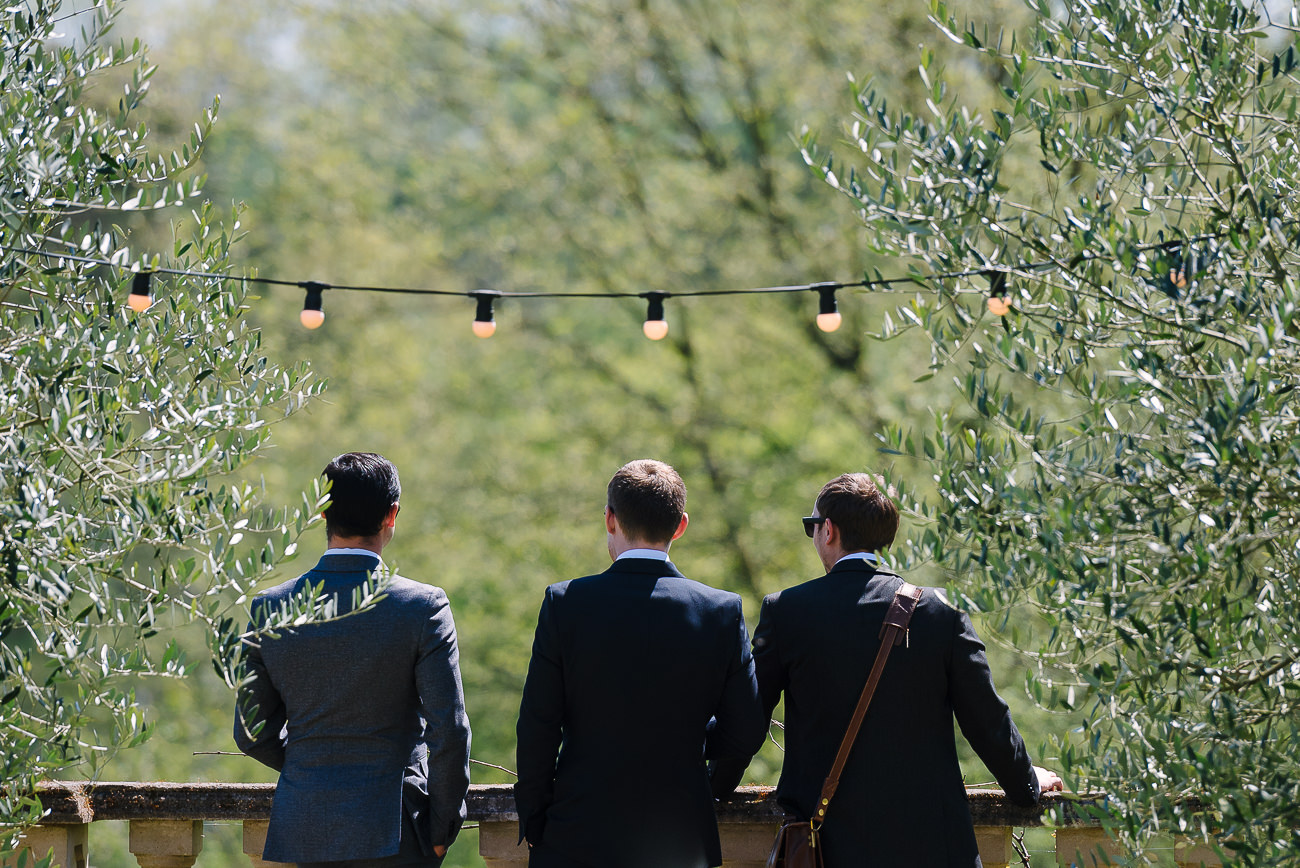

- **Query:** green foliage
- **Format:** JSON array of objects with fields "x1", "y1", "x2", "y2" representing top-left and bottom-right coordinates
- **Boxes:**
[
  {"x1": 0, "y1": 0, "x2": 320, "y2": 853},
  {"x1": 810, "y1": 0, "x2": 1300, "y2": 862}
]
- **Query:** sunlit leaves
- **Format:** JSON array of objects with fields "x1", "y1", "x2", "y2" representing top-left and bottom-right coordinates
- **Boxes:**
[
  {"x1": 821, "y1": 0, "x2": 1300, "y2": 863},
  {"x1": 0, "y1": 0, "x2": 320, "y2": 853}
]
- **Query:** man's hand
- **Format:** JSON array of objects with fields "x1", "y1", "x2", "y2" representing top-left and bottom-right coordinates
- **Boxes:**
[
  {"x1": 1034, "y1": 765, "x2": 1064, "y2": 793},
  {"x1": 434, "y1": 845, "x2": 447, "y2": 858}
]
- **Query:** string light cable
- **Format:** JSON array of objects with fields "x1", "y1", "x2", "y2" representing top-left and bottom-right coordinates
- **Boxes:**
[
  {"x1": 2, "y1": 244, "x2": 880, "y2": 336},
  {"x1": 0, "y1": 229, "x2": 1262, "y2": 339}
]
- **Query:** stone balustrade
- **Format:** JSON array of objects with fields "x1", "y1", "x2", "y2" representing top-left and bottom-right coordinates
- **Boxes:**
[{"x1": 5, "y1": 782, "x2": 1225, "y2": 868}]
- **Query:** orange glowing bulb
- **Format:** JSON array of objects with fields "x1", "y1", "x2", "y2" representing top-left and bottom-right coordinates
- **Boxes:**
[
  {"x1": 128, "y1": 272, "x2": 153, "y2": 312},
  {"x1": 816, "y1": 311, "x2": 843, "y2": 332}
]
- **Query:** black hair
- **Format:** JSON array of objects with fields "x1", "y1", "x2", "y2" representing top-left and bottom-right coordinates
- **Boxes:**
[{"x1": 322, "y1": 452, "x2": 401, "y2": 539}]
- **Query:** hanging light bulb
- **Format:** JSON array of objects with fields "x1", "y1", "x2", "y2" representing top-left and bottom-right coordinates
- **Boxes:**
[
  {"x1": 642, "y1": 292, "x2": 669, "y2": 340},
  {"x1": 299, "y1": 282, "x2": 327, "y2": 329},
  {"x1": 813, "y1": 283, "x2": 843, "y2": 332},
  {"x1": 127, "y1": 271, "x2": 153, "y2": 312},
  {"x1": 1169, "y1": 247, "x2": 1191, "y2": 290},
  {"x1": 985, "y1": 270, "x2": 1011, "y2": 316},
  {"x1": 471, "y1": 291, "x2": 499, "y2": 338}
]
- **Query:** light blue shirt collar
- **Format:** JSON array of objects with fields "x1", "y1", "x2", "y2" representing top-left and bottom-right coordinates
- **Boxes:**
[
  {"x1": 834, "y1": 551, "x2": 880, "y2": 567},
  {"x1": 616, "y1": 548, "x2": 670, "y2": 562}
]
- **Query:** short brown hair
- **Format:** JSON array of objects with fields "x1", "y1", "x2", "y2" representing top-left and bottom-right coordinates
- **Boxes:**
[
  {"x1": 816, "y1": 473, "x2": 898, "y2": 553},
  {"x1": 606, "y1": 460, "x2": 687, "y2": 544}
]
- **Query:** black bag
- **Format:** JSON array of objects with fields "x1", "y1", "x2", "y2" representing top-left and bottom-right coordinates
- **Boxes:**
[{"x1": 766, "y1": 819, "x2": 824, "y2": 868}]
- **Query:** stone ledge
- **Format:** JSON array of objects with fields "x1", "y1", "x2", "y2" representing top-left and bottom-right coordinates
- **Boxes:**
[{"x1": 32, "y1": 782, "x2": 1106, "y2": 827}]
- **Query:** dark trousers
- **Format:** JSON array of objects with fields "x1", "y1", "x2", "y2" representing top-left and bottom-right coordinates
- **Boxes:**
[{"x1": 527, "y1": 842, "x2": 599, "y2": 868}]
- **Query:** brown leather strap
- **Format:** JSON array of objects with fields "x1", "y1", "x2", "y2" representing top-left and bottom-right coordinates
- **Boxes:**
[{"x1": 810, "y1": 581, "x2": 923, "y2": 828}]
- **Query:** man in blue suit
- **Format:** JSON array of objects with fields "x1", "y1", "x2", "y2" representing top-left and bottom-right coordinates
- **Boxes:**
[
  {"x1": 514, "y1": 459, "x2": 768, "y2": 868},
  {"x1": 235, "y1": 452, "x2": 471, "y2": 867}
]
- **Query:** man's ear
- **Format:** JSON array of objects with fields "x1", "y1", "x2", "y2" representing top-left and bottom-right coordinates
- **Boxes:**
[
  {"x1": 605, "y1": 506, "x2": 619, "y2": 535},
  {"x1": 822, "y1": 517, "x2": 839, "y2": 547},
  {"x1": 670, "y1": 512, "x2": 689, "y2": 541},
  {"x1": 384, "y1": 503, "x2": 400, "y2": 529}
]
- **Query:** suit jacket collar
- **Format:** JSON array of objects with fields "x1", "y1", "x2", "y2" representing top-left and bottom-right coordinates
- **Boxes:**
[
  {"x1": 311, "y1": 552, "x2": 382, "y2": 573},
  {"x1": 604, "y1": 557, "x2": 686, "y2": 579},
  {"x1": 826, "y1": 558, "x2": 897, "y2": 579}
]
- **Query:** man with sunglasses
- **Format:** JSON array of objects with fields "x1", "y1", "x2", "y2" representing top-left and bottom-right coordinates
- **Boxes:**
[{"x1": 746, "y1": 472, "x2": 1061, "y2": 867}]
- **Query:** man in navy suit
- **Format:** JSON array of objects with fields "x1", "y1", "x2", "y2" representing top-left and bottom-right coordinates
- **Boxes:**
[
  {"x1": 514, "y1": 459, "x2": 768, "y2": 868},
  {"x1": 745, "y1": 473, "x2": 1062, "y2": 867},
  {"x1": 235, "y1": 452, "x2": 471, "y2": 867}
]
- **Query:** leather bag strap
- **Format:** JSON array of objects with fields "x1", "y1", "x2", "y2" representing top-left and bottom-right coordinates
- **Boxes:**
[{"x1": 810, "y1": 580, "x2": 923, "y2": 828}]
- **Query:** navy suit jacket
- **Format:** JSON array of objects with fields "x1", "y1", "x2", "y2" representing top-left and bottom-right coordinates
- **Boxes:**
[
  {"x1": 750, "y1": 561, "x2": 1040, "y2": 868},
  {"x1": 234, "y1": 553, "x2": 471, "y2": 863},
  {"x1": 514, "y1": 557, "x2": 768, "y2": 868}
]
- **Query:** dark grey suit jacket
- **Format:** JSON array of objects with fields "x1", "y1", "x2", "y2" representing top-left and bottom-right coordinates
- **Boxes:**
[
  {"x1": 234, "y1": 553, "x2": 471, "y2": 864},
  {"x1": 514, "y1": 557, "x2": 768, "y2": 868},
  {"x1": 750, "y1": 561, "x2": 1039, "y2": 867}
]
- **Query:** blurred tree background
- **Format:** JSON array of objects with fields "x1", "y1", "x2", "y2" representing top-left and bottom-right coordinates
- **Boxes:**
[{"x1": 5, "y1": 0, "x2": 1191, "y2": 865}]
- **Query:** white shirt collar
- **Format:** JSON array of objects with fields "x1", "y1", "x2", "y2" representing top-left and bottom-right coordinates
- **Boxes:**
[
  {"x1": 616, "y1": 548, "x2": 670, "y2": 562},
  {"x1": 834, "y1": 551, "x2": 880, "y2": 567},
  {"x1": 325, "y1": 547, "x2": 383, "y2": 561}
]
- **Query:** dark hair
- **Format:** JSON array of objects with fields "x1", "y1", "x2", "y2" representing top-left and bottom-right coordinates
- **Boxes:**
[
  {"x1": 322, "y1": 452, "x2": 401, "y2": 539},
  {"x1": 815, "y1": 473, "x2": 898, "y2": 553},
  {"x1": 606, "y1": 459, "x2": 686, "y2": 545}
]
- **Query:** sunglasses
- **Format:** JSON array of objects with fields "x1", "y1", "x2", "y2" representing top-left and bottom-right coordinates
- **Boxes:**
[{"x1": 802, "y1": 516, "x2": 827, "y2": 538}]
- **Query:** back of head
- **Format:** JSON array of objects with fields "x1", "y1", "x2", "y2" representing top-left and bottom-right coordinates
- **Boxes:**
[
  {"x1": 816, "y1": 472, "x2": 898, "y2": 553},
  {"x1": 606, "y1": 459, "x2": 686, "y2": 545},
  {"x1": 322, "y1": 452, "x2": 401, "y2": 539}
]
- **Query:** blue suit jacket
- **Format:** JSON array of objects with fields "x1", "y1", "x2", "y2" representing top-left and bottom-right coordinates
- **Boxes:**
[
  {"x1": 751, "y1": 562, "x2": 1040, "y2": 867},
  {"x1": 514, "y1": 557, "x2": 768, "y2": 868},
  {"x1": 234, "y1": 553, "x2": 471, "y2": 863}
]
